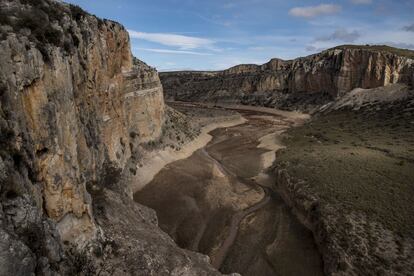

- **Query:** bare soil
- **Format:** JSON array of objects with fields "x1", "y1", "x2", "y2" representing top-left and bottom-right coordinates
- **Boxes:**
[{"x1": 134, "y1": 104, "x2": 323, "y2": 275}]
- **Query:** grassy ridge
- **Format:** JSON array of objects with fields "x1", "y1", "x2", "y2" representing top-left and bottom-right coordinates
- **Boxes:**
[
  {"x1": 277, "y1": 104, "x2": 414, "y2": 236},
  {"x1": 333, "y1": 44, "x2": 414, "y2": 59}
]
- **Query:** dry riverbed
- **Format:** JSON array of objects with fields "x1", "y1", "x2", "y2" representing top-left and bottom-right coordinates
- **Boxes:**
[{"x1": 134, "y1": 103, "x2": 323, "y2": 275}]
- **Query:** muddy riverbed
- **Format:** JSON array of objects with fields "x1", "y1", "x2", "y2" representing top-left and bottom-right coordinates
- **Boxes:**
[{"x1": 134, "y1": 107, "x2": 324, "y2": 275}]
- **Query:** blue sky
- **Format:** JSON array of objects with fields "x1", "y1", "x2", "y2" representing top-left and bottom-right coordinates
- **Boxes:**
[{"x1": 64, "y1": 0, "x2": 414, "y2": 71}]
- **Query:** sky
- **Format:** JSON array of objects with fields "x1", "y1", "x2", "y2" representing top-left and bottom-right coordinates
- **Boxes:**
[{"x1": 64, "y1": 0, "x2": 414, "y2": 71}]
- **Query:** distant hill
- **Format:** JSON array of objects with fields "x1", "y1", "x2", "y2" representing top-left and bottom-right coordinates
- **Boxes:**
[{"x1": 161, "y1": 45, "x2": 414, "y2": 112}]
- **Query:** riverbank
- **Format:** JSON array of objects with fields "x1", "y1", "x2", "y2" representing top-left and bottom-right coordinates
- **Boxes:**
[
  {"x1": 134, "y1": 105, "x2": 323, "y2": 275},
  {"x1": 133, "y1": 105, "x2": 246, "y2": 191},
  {"x1": 168, "y1": 101, "x2": 310, "y2": 123}
]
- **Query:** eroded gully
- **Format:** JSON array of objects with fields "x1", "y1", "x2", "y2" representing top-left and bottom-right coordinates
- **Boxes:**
[{"x1": 134, "y1": 106, "x2": 324, "y2": 276}]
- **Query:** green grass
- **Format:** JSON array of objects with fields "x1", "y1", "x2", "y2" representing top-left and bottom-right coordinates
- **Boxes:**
[
  {"x1": 277, "y1": 105, "x2": 414, "y2": 236},
  {"x1": 332, "y1": 44, "x2": 414, "y2": 59}
]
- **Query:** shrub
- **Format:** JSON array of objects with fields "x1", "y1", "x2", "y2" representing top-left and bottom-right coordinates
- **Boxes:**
[
  {"x1": 36, "y1": 42, "x2": 50, "y2": 62},
  {"x1": 0, "y1": 31, "x2": 7, "y2": 41},
  {"x1": 69, "y1": 4, "x2": 87, "y2": 21},
  {"x1": 44, "y1": 27, "x2": 62, "y2": 47},
  {"x1": 20, "y1": 0, "x2": 39, "y2": 6},
  {"x1": 97, "y1": 18, "x2": 105, "y2": 29},
  {"x1": 0, "y1": 10, "x2": 12, "y2": 26},
  {"x1": 17, "y1": 9, "x2": 49, "y2": 31},
  {"x1": 63, "y1": 40, "x2": 73, "y2": 54},
  {"x1": 13, "y1": 8, "x2": 63, "y2": 59},
  {"x1": 1, "y1": 0, "x2": 94, "y2": 62}
]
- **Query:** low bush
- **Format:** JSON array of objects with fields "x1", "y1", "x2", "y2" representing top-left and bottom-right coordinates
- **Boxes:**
[
  {"x1": 0, "y1": 0, "x2": 104, "y2": 62},
  {"x1": 69, "y1": 4, "x2": 87, "y2": 21}
]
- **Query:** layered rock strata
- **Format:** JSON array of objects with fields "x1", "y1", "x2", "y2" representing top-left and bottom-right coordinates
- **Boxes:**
[
  {"x1": 0, "y1": 0, "x2": 220, "y2": 274},
  {"x1": 161, "y1": 46, "x2": 414, "y2": 111}
]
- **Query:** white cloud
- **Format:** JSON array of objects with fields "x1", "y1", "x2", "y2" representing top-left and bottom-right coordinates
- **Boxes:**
[
  {"x1": 213, "y1": 57, "x2": 267, "y2": 70},
  {"x1": 195, "y1": 14, "x2": 234, "y2": 27},
  {"x1": 306, "y1": 28, "x2": 414, "y2": 53},
  {"x1": 316, "y1": 28, "x2": 361, "y2": 42},
  {"x1": 360, "y1": 30, "x2": 414, "y2": 50},
  {"x1": 350, "y1": 0, "x2": 372, "y2": 4},
  {"x1": 128, "y1": 30, "x2": 215, "y2": 50},
  {"x1": 135, "y1": 48, "x2": 213, "y2": 56},
  {"x1": 289, "y1": 4, "x2": 341, "y2": 18}
]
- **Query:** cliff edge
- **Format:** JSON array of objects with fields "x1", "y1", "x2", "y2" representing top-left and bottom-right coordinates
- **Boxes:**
[
  {"x1": 161, "y1": 45, "x2": 414, "y2": 111},
  {"x1": 0, "y1": 0, "x2": 222, "y2": 274}
]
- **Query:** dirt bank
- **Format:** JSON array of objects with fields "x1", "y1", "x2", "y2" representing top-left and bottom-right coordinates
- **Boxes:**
[
  {"x1": 134, "y1": 105, "x2": 323, "y2": 275},
  {"x1": 274, "y1": 105, "x2": 414, "y2": 275},
  {"x1": 133, "y1": 112, "x2": 246, "y2": 192}
]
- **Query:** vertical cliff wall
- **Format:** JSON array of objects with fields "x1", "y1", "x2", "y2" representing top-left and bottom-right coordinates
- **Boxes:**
[
  {"x1": 161, "y1": 46, "x2": 414, "y2": 110},
  {"x1": 0, "y1": 0, "x2": 183, "y2": 274}
]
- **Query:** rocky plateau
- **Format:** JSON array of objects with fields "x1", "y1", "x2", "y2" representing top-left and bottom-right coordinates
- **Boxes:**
[{"x1": 161, "y1": 45, "x2": 414, "y2": 111}]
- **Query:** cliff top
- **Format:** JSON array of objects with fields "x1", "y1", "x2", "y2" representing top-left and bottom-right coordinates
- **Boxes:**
[
  {"x1": 160, "y1": 44, "x2": 414, "y2": 74},
  {"x1": 332, "y1": 44, "x2": 414, "y2": 59},
  {"x1": 0, "y1": 0, "x2": 123, "y2": 60}
]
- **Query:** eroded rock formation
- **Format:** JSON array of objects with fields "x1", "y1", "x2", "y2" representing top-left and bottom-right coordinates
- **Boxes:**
[
  {"x1": 161, "y1": 46, "x2": 414, "y2": 111},
  {"x1": 273, "y1": 84, "x2": 414, "y2": 275},
  {"x1": 0, "y1": 1, "x2": 220, "y2": 274}
]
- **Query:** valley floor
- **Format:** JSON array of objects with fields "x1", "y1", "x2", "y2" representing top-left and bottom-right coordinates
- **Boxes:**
[
  {"x1": 135, "y1": 97, "x2": 414, "y2": 276},
  {"x1": 134, "y1": 103, "x2": 324, "y2": 275}
]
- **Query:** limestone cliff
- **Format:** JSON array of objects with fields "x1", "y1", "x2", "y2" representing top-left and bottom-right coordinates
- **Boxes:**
[
  {"x1": 0, "y1": 1, "x2": 219, "y2": 275},
  {"x1": 273, "y1": 84, "x2": 414, "y2": 275},
  {"x1": 161, "y1": 45, "x2": 414, "y2": 111}
]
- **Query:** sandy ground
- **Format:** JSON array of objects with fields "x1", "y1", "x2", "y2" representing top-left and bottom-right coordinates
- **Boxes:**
[
  {"x1": 169, "y1": 101, "x2": 310, "y2": 123},
  {"x1": 134, "y1": 105, "x2": 322, "y2": 275},
  {"x1": 215, "y1": 103, "x2": 310, "y2": 122},
  {"x1": 133, "y1": 115, "x2": 246, "y2": 192}
]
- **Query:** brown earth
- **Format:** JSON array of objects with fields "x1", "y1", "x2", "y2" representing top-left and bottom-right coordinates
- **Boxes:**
[{"x1": 134, "y1": 104, "x2": 324, "y2": 275}]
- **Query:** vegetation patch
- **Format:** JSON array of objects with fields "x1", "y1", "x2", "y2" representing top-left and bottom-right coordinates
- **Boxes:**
[
  {"x1": 277, "y1": 102, "x2": 414, "y2": 236},
  {"x1": 333, "y1": 44, "x2": 414, "y2": 59},
  {"x1": 0, "y1": 0, "x2": 104, "y2": 61}
]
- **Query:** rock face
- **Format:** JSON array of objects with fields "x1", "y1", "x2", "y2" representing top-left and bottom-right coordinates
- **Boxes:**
[
  {"x1": 161, "y1": 46, "x2": 414, "y2": 111},
  {"x1": 272, "y1": 85, "x2": 414, "y2": 275},
  {"x1": 0, "y1": 1, "x2": 219, "y2": 274}
]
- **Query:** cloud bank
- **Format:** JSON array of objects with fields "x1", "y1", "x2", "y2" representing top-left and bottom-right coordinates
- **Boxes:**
[
  {"x1": 135, "y1": 48, "x2": 213, "y2": 56},
  {"x1": 289, "y1": 4, "x2": 341, "y2": 18},
  {"x1": 128, "y1": 30, "x2": 215, "y2": 50},
  {"x1": 316, "y1": 28, "x2": 361, "y2": 42},
  {"x1": 350, "y1": 0, "x2": 372, "y2": 5},
  {"x1": 403, "y1": 24, "x2": 414, "y2": 32}
]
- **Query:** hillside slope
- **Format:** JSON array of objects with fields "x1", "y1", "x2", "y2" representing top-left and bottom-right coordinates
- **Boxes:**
[
  {"x1": 161, "y1": 45, "x2": 414, "y2": 111},
  {"x1": 274, "y1": 84, "x2": 414, "y2": 275}
]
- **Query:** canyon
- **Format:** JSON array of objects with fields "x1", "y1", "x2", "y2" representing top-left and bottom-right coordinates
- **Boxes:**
[
  {"x1": 0, "y1": 0, "x2": 413, "y2": 276},
  {"x1": 161, "y1": 45, "x2": 414, "y2": 111},
  {"x1": 134, "y1": 103, "x2": 324, "y2": 275}
]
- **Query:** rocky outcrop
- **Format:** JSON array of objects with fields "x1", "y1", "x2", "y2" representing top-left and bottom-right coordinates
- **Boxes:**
[
  {"x1": 274, "y1": 165, "x2": 414, "y2": 276},
  {"x1": 161, "y1": 46, "x2": 414, "y2": 111},
  {"x1": 272, "y1": 86, "x2": 414, "y2": 275},
  {"x1": 0, "y1": 0, "x2": 221, "y2": 274}
]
